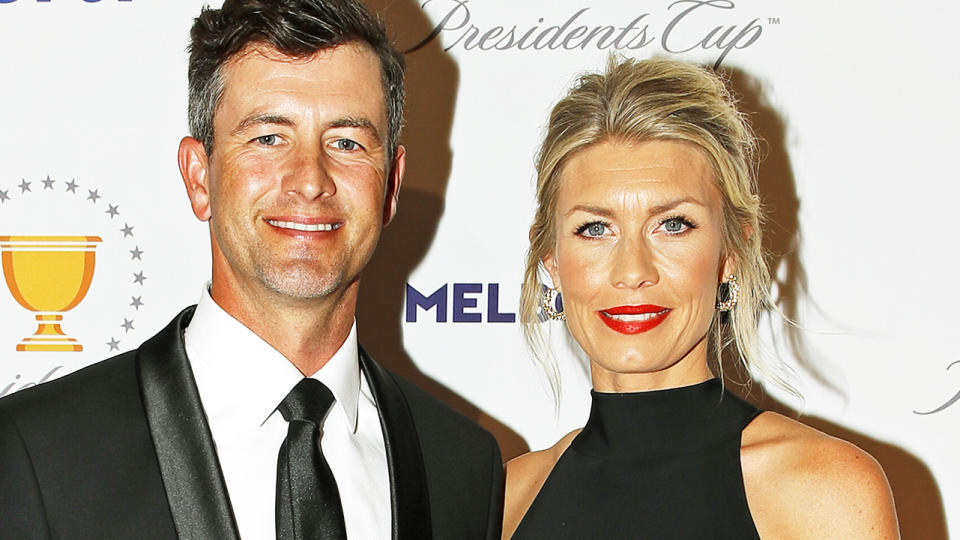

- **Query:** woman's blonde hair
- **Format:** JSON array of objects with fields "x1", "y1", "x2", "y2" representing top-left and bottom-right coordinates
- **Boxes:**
[{"x1": 520, "y1": 56, "x2": 792, "y2": 399}]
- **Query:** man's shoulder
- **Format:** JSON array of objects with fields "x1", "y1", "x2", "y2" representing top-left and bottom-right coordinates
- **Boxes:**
[
  {"x1": 0, "y1": 346, "x2": 179, "y2": 539},
  {"x1": 0, "y1": 350, "x2": 140, "y2": 426},
  {"x1": 0, "y1": 305, "x2": 194, "y2": 426},
  {"x1": 373, "y1": 363, "x2": 504, "y2": 538},
  {"x1": 386, "y1": 368, "x2": 499, "y2": 450}
]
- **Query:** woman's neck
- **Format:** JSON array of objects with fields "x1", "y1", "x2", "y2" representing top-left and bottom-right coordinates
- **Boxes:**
[{"x1": 590, "y1": 343, "x2": 713, "y2": 393}]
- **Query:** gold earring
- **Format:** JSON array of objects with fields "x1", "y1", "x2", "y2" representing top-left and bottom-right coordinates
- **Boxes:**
[
  {"x1": 716, "y1": 275, "x2": 739, "y2": 312},
  {"x1": 540, "y1": 286, "x2": 565, "y2": 321}
]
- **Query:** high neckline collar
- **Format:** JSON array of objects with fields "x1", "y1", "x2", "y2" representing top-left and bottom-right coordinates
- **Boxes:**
[{"x1": 572, "y1": 378, "x2": 745, "y2": 460}]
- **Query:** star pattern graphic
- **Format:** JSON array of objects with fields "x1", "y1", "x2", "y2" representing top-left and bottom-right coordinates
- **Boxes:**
[{"x1": 2, "y1": 176, "x2": 150, "y2": 353}]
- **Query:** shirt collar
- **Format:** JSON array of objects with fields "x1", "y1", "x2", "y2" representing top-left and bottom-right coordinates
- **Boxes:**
[{"x1": 184, "y1": 286, "x2": 361, "y2": 432}]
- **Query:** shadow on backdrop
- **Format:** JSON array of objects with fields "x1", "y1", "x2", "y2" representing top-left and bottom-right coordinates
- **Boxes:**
[
  {"x1": 357, "y1": 0, "x2": 530, "y2": 461},
  {"x1": 722, "y1": 67, "x2": 947, "y2": 540}
]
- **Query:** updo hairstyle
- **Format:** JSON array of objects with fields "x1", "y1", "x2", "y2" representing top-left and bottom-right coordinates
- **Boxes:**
[{"x1": 520, "y1": 56, "x2": 790, "y2": 398}]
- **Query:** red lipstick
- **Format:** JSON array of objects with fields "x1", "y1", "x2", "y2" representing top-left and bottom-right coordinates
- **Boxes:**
[{"x1": 598, "y1": 304, "x2": 670, "y2": 334}]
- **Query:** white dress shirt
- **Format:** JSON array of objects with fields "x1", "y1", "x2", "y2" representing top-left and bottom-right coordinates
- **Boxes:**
[{"x1": 185, "y1": 288, "x2": 391, "y2": 539}]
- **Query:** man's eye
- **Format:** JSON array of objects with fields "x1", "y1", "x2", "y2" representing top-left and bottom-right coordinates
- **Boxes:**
[
  {"x1": 576, "y1": 222, "x2": 609, "y2": 238},
  {"x1": 255, "y1": 134, "x2": 278, "y2": 146},
  {"x1": 335, "y1": 139, "x2": 359, "y2": 151}
]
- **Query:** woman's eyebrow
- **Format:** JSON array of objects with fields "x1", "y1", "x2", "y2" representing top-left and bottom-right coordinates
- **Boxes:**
[
  {"x1": 565, "y1": 197, "x2": 705, "y2": 218},
  {"x1": 646, "y1": 197, "x2": 706, "y2": 215},
  {"x1": 565, "y1": 204, "x2": 615, "y2": 218}
]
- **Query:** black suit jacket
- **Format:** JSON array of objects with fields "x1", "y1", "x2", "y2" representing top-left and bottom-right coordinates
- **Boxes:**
[{"x1": 0, "y1": 307, "x2": 503, "y2": 539}]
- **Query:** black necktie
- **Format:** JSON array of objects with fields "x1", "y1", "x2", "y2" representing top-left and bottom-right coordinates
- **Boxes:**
[{"x1": 276, "y1": 378, "x2": 348, "y2": 540}]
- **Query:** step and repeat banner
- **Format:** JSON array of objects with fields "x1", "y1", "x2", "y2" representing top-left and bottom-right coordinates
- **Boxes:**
[{"x1": 0, "y1": 1, "x2": 956, "y2": 537}]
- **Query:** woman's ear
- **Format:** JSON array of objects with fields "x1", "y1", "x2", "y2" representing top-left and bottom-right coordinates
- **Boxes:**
[
  {"x1": 541, "y1": 251, "x2": 561, "y2": 292},
  {"x1": 719, "y1": 253, "x2": 736, "y2": 281},
  {"x1": 720, "y1": 220, "x2": 753, "y2": 280},
  {"x1": 532, "y1": 226, "x2": 562, "y2": 292}
]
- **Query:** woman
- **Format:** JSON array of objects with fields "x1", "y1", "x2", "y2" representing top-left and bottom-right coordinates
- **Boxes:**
[{"x1": 503, "y1": 57, "x2": 899, "y2": 539}]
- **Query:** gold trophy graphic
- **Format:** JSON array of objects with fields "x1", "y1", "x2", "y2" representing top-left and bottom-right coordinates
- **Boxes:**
[{"x1": 0, "y1": 236, "x2": 102, "y2": 352}]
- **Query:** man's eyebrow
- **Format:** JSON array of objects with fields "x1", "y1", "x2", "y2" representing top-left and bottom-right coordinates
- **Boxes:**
[
  {"x1": 232, "y1": 113, "x2": 295, "y2": 135},
  {"x1": 329, "y1": 116, "x2": 382, "y2": 140}
]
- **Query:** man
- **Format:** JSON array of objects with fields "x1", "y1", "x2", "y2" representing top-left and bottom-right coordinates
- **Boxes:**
[{"x1": 0, "y1": 1, "x2": 503, "y2": 538}]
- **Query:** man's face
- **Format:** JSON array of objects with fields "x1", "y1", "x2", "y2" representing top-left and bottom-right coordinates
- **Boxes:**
[{"x1": 182, "y1": 42, "x2": 403, "y2": 304}]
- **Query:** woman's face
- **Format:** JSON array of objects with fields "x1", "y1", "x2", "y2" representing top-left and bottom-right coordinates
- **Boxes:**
[{"x1": 543, "y1": 139, "x2": 730, "y2": 392}]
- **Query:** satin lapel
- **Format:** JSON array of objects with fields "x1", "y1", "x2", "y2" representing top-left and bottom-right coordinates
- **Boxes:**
[
  {"x1": 136, "y1": 307, "x2": 240, "y2": 540},
  {"x1": 359, "y1": 347, "x2": 433, "y2": 540}
]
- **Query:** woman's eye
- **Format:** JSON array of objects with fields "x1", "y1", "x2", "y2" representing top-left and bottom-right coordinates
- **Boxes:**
[
  {"x1": 335, "y1": 139, "x2": 360, "y2": 151},
  {"x1": 661, "y1": 217, "x2": 693, "y2": 234},
  {"x1": 577, "y1": 222, "x2": 609, "y2": 238},
  {"x1": 255, "y1": 134, "x2": 278, "y2": 146}
]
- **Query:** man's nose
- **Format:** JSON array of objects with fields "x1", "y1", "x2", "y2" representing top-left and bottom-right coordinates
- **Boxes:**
[{"x1": 281, "y1": 148, "x2": 336, "y2": 200}]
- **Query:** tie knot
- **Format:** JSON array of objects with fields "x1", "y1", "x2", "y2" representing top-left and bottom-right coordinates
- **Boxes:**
[{"x1": 278, "y1": 378, "x2": 336, "y2": 425}]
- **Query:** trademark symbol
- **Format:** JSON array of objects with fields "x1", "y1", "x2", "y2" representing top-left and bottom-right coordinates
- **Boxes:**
[{"x1": 767, "y1": 17, "x2": 781, "y2": 24}]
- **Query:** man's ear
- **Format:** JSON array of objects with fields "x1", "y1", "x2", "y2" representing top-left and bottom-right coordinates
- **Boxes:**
[
  {"x1": 383, "y1": 145, "x2": 405, "y2": 227},
  {"x1": 178, "y1": 136, "x2": 212, "y2": 222}
]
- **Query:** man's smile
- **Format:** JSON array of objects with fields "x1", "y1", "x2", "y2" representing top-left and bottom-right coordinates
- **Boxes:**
[{"x1": 264, "y1": 218, "x2": 343, "y2": 232}]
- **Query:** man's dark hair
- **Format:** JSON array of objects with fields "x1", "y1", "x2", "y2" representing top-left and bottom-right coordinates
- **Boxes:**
[{"x1": 188, "y1": 0, "x2": 405, "y2": 161}]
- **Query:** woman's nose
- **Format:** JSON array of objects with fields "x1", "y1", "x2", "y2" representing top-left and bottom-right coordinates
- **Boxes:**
[{"x1": 610, "y1": 236, "x2": 659, "y2": 289}]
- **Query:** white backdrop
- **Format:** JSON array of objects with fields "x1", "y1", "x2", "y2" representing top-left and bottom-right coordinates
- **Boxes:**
[{"x1": 0, "y1": 1, "x2": 956, "y2": 538}]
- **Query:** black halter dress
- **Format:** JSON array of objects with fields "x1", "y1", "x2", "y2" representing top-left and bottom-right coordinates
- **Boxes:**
[{"x1": 512, "y1": 378, "x2": 762, "y2": 539}]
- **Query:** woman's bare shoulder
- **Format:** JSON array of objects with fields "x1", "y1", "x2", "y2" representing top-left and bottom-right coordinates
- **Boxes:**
[
  {"x1": 741, "y1": 411, "x2": 899, "y2": 539},
  {"x1": 502, "y1": 429, "x2": 581, "y2": 540}
]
